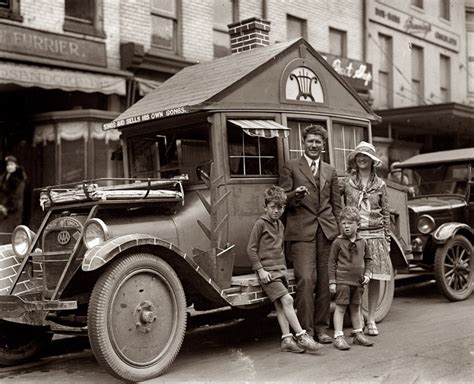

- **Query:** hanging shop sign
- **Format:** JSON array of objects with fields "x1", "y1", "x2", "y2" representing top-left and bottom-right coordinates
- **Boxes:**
[
  {"x1": 0, "y1": 24, "x2": 107, "y2": 66},
  {"x1": 368, "y1": 0, "x2": 460, "y2": 52},
  {"x1": 321, "y1": 53, "x2": 373, "y2": 91}
]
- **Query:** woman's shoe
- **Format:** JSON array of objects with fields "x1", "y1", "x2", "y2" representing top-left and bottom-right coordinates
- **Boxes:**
[{"x1": 366, "y1": 322, "x2": 379, "y2": 336}]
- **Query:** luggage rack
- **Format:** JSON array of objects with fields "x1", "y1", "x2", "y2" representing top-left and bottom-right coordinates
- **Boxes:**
[{"x1": 38, "y1": 176, "x2": 188, "y2": 209}]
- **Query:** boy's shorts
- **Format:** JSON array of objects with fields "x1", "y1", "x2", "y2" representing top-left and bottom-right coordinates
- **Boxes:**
[
  {"x1": 259, "y1": 270, "x2": 289, "y2": 302},
  {"x1": 335, "y1": 284, "x2": 363, "y2": 305}
]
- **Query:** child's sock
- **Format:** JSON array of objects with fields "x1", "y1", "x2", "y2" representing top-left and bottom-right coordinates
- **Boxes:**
[
  {"x1": 352, "y1": 328, "x2": 363, "y2": 333},
  {"x1": 334, "y1": 331, "x2": 344, "y2": 338},
  {"x1": 295, "y1": 330, "x2": 306, "y2": 337},
  {"x1": 281, "y1": 333, "x2": 293, "y2": 340}
]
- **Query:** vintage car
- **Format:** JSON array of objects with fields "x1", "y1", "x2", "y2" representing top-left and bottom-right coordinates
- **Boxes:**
[
  {"x1": 398, "y1": 148, "x2": 474, "y2": 301},
  {"x1": 0, "y1": 36, "x2": 411, "y2": 382}
]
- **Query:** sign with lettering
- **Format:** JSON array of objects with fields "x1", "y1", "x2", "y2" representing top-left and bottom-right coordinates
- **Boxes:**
[
  {"x1": 0, "y1": 24, "x2": 107, "y2": 66},
  {"x1": 321, "y1": 53, "x2": 373, "y2": 91},
  {"x1": 103, "y1": 106, "x2": 191, "y2": 130},
  {"x1": 368, "y1": 0, "x2": 460, "y2": 52}
]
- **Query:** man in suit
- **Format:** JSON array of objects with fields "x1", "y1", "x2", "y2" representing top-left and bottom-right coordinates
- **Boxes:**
[{"x1": 279, "y1": 124, "x2": 342, "y2": 344}]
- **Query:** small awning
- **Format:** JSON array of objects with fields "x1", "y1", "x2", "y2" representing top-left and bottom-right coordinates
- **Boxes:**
[
  {"x1": 229, "y1": 119, "x2": 290, "y2": 139},
  {"x1": 0, "y1": 62, "x2": 126, "y2": 95}
]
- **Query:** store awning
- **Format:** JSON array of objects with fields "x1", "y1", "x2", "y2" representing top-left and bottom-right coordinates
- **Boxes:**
[
  {"x1": 229, "y1": 119, "x2": 290, "y2": 139},
  {"x1": 0, "y1": 62, "x2": 126, "y2": 95}
]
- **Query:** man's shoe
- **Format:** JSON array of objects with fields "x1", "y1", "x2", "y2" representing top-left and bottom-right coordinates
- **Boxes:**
[
  {"x1": 353, "y1": 331, "x2": 374, "y2": 347},
  {"x1": 334, "y1": 336, "x2": 350, "y2": 350},
  {"x1": 281, "y1": 336, "x2": 305, "y2": 353},
  {"x1": 296, "y1": 332, "x2": 324, "y2": 353},
  {"x1": 316, "y1": 332, "x2": 333, "y2": 344}
]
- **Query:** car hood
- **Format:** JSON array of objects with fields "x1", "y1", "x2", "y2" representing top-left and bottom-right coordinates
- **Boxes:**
[{"x1": 408, "y1": 196, "x2": 467, "y2": 213}]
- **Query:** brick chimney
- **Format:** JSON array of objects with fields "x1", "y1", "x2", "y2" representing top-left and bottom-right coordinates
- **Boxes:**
[{"x1": 228, "y1": 17, "x2": 271, "y2": 54}]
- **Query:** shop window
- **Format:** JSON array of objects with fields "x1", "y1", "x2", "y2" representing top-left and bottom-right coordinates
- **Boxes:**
[
  {"x1": 227, "y1": 124, "x2": 278, "y2": 177},
  {"x1": 332, "y1": 123, "x2": 368, "y2": 175},
  {"x1": 411, "y1": 0, "x2": 423, "y2": 9},
  {"x1": 0, "y1": 0, "x2": 22, "y2": 21},
  {"x1": 329, "y1": 27, "x2": 347, "y2": 58},
  {"x1": 440, "y1": 54, "x2": 450, "y2": 102},
  {"x1": 151, "y1": 0, "x2": 180, "y2": 54},
  {"x1": 411, "y1": 45, "x2": 424, "y2": 104},
  {"x1": 213, "y1": 0, "x2": 237, "y2": 58},
  {"x1": 92, "y1": 138, "x2": 123, "y2": 179},
  {"x1": 440, "y1": 0, "x2": 450, "y2": 21},
  {"x1": 286, "y1": 120, "x2": 329, "y2": 163},
  {"x1": 61, "y1": 138, "x2": 85, "y2": 183},
  {"x1": 287, "y1": 15, "x2": 307, "y2": 40},
  {"x1": 64, "y1": 0, "x2": 104, "y2": 37},
  {"x1": 128, "y1": 125, "x2": 211, "y2": 184},
  {"x1": 378, "y1": 33, "x2": 392, "y2": 109}
]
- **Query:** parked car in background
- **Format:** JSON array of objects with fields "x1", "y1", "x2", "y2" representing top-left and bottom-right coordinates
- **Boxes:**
[{"x1": 398, "y1": 148, "x2": 474, "y2": 301}]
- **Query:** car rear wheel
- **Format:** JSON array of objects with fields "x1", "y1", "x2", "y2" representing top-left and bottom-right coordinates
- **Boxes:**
[
  {"x1": 0, "y1": 320, "x2": 52, "y2": 366},
  {"x1": 434, "y1": 235, "x2": 473, "y2": 301},
  {"x1": 361, "y1": 258, "x2": 395, "y2": 323},
  {"x1": 88, "y1": 253, "x2": 187, "y2": 382}
]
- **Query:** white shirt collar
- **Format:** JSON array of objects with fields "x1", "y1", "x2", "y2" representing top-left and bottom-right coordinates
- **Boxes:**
[{"x1": 303, "y1": 154, "x2": 319, "y2": 170}]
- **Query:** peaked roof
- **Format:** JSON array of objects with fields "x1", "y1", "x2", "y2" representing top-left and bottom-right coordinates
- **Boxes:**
[
  {"x1": 110, "y1": 38, "x2": 377, "y2": 127},
  {"x1": 114, "y1": 39, "x2": 297, "y2": 123}
]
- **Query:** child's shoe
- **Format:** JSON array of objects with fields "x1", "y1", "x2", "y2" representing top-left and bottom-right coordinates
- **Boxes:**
[
  {"x1": 366, "y1": 322, "x2": 379, "y2": 336},
  {"x1": 281, "y1": 336, "x2": 305, "y2": 353},
  {"x1": 353, "y1": 331, "x2": 374, "y2": 346},
  {"x1": 296, "y1": 332, "x2": 323, "y2": 353},
  {"x1": 334, "y1": 335, "x2": 350, "y2": 350}
]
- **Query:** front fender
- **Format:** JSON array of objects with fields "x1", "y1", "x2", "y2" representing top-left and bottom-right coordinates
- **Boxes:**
[
  {"x1": 82, "y1": 234, "x2": 186, "y2": 272},
  {"x1": 433, "y1": 223, "x2": 473, "y2": 245},
  {"x1": 81, "y1": 234, "x2": 230, "y2": 307}
]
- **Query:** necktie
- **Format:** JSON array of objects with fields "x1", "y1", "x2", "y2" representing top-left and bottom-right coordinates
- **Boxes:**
[{"x1": 311, "y1": 160, "x2": 316, "y2": 175}]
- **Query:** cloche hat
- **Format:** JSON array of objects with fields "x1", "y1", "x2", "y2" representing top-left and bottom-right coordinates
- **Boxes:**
[{"x1": 347, "y1": 141, "x2": 383, "y2": 169}]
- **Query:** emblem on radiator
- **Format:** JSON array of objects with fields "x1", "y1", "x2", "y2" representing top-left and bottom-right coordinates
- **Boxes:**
[{"x1": 57, "y1": 230, "x2": 71, "y2": 245}]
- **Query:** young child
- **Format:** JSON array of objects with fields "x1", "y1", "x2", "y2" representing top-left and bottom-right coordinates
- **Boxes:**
[
  {"x1": 328, "y1": 206, "x2": 375, "y2": 350},
  {"x1": 247, "y1": 186, "x2": 323, "y2": 354}
]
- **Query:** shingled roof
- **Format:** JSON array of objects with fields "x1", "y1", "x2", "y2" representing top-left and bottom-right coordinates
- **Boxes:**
[{"x1": 112, "y1": 39, "x2": 298, "y2": 123}]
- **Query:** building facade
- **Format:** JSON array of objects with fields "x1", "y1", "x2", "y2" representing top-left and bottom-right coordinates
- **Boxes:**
[
  {"x1": 0, "y1": 0, "x2": 471, "y2": 228},
  {"x1": 366, "y1": 0, "x2": 473, "y2": 169}
]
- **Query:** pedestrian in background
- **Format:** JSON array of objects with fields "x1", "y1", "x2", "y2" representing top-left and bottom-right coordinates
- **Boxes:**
[
  {"x1": 247, "y1": 185, "x2": 323, "y2": 354},
  {"x1": 329, "y1": 206, "x2": 374, "y2": 350},
  {"x1": 340, "y1": 141, "x2": 391, "y2": 337},
  {"x1": 278, "y1": 124, "x2": 342, "y2": 344},
  {"x1": 0, "y1": 156, "x2": 27, "y2": 233}
]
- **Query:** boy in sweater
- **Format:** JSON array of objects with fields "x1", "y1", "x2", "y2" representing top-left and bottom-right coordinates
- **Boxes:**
[
  {"x1": 247, "y1": 186, "x2": 323, "y2": 354},
  {"x1": 328, "y1": 206, "x2": 374, "y2": 350}
]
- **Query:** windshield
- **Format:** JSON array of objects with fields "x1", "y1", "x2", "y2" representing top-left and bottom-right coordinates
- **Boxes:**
[
  {"x1": 128, "y1": 124, "x2": 211, "y2": 185},
  {"x1": 405, "y1": 164, "x2": 469, "y2": 197}
]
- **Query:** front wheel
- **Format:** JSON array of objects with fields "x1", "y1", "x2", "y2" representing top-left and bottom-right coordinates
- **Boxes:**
[
  {"x1": 434, "y1": 235, "x2": 473, "y2": 301},
  {"x1": 361, "y1": 258, "x2": 395, "y2": 323},
  {"x1": 0, "y1": 320, "x2": 52, "y2": 366},
  {"x1": 88, "y1": 253, "x2": 187, "y2": 382}
]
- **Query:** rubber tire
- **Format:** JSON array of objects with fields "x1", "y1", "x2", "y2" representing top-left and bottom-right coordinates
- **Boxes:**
[
  {"x1": 361, "y1": 258, "x2": 395, "y2": 323},
  {"x1": 0, "y1": 320, "x2": 52, "y2": 366},
  {"x1": 88, "y1": 253, "x2": 187, "y2": 382},
  {"x1": 434, "y1": 235, "x2": 473, "y2": 301}
]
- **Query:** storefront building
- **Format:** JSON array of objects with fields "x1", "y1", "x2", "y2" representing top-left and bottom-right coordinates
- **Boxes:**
[{"x1": 366, "y1": 0, "x2": 473, "y2": 171}]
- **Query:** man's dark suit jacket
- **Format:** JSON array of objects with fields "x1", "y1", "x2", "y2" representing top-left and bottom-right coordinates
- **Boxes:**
[{"x1": 279, "y1": 157, "x2": 342, "y2": 242}]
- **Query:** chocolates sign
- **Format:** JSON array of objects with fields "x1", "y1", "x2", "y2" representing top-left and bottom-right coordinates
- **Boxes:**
[{"x1": 0, "y1": 24, "x2": 107, "y2": 67}]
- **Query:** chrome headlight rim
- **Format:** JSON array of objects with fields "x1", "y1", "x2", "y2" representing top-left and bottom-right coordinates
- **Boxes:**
[
  {"x1": 82, "y1": 218, "x2": 109, "y2": 250},
  {"x1": 12, "y1": 225, "x2": 35, "y2": 257},
  {"x1": 417, "y1": 214, "x2": 435, "y2": 235}
]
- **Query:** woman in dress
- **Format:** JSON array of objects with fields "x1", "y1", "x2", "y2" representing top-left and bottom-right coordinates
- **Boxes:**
[
  {"x1": 340, "y1": 142, "x2": 391, "y2": 336},
  {"x1": 0, "y1": 156, "x2": 27, "y2": 233}
]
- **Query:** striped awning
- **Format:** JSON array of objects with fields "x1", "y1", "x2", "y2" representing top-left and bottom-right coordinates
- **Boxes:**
[{"x1": 229, "y1": 119, "x2": 290, "y2": 139}]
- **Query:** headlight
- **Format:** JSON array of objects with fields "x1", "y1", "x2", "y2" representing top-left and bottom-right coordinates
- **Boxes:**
[
  {"x1": 12, "y1": 225, "x2": 35, "y2": 257},
  {"x1": 417, "y1": 215, "x2": 435, "y2": 234},
  {"x1": 83, "y1": 219, "x2": 109, "y2": 249}
]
